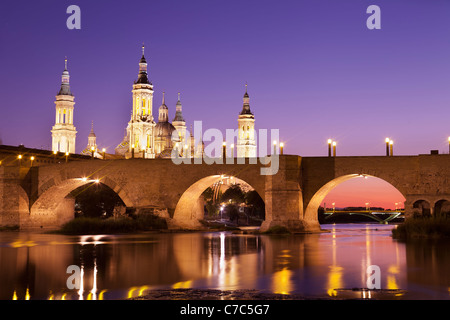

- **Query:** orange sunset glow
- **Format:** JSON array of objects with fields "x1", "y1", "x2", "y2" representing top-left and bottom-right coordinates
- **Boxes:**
[{"x1": 322, "y1": 176, "x2": 405, "y2": 210}]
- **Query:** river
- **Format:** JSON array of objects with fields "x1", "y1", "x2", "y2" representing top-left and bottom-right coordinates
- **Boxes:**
[{"x1": 1, "y1": 223, "x2": 449, "y2": 300}]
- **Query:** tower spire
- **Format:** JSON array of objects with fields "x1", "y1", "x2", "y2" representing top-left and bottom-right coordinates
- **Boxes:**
[
  {"x1": 173, "y1": 92, "x2": 185, "y2": 122},
  {"x1": 90, "y1": 121, "x2": 95, "y2": 135},
  {"x1": 58, "y1": 57, "x2": 72, "y2": 96},
  {"x1": 162, "y1": 91, "x2": 166, "y2": 105},
  {"x1": 136, "y1": 43, "x2": 150, "y2": 85},
  {"x1": 241, "y1": 83, "x2": 252, "y2": 115}
]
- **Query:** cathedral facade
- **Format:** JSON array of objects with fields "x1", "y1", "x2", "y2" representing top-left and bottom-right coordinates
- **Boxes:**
[
  {"x1": 114, "y1": 45, "x2": 196, "y2": 159},
  {"x1": 52, "y1": 45, "x2": 257, "y2": 159}
]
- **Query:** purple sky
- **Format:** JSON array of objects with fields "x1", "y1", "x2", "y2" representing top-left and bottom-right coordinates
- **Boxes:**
[{"x1": 1, "y1": 0, "x2": 449, "y2": 206}]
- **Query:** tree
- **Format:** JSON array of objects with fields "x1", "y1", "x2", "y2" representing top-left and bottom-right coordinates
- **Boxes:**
[
  {"x1": 221, "y1": 184, "x2": 245, "y2": 204},
  {"x1": 70, "y1": 183, "x2": 125, "y2": 218},
  {"x1": 245, "y1": 190, "x2": 265, "y2": 220}
]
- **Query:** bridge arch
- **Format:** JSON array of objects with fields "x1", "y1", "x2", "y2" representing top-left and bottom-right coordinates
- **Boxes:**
[
  {"x1": 30, "y1": 176, "x2": 133, "y2": 228},
  {"x1": 433, "y1": 199, "x2": 450, "y2": 217},
  {"x1": 172, "y1": 174, "x2": 265, "y2": 229},
  {"x1": 412, "y1": 200, "x2": 431, "y2": 217},
  {"x1": 304, "y1": 174, "x2": 406, "y2": 223}
]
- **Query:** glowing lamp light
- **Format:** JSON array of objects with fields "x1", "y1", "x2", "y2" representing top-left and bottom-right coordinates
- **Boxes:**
[
  {"x1": 385, "y1": 137, "x2": 390, "y2": 143},
  {"x1": 102, "y1": 148, "x2": 106, "y2": 152},
  {"x1": 328, "y1": 139, "x2": 332, "y2": 144},
  {"x1": 94, "y1": 179, "x2": 100, "y2": 183},
  {"x1": 81, "y1": 177, "x2": 87, "y2": 182},
  {"x1": 18, "y1": 155, "x2": 22, "y2": 159},
  {"x1": 30, "y1": 156, "x2": 35, "y2": 161}
]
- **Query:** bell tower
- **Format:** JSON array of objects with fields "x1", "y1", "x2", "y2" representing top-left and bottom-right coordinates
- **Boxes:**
[
  {"x1": 126, "y1": 44, "x2": 156, "y2": 158},
  {"x1": 237, "y1": 84, "x2": 256, "y2": 158},
  {"x1": 51, "y1": 58, "x2": 77, "y2": 154}
]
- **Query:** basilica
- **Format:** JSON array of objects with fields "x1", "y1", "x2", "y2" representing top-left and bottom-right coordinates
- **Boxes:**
[{"x1": 51, "y1": 45, "x2": 257, "y2": 159}]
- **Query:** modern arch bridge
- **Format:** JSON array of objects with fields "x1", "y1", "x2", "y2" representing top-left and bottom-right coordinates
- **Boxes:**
[
  {"x1": 1, "y1": 154, "x2": 449, "y2": 232},
  {"x1": 322, "y1": 210, "x2": 404, "y2": 224}
]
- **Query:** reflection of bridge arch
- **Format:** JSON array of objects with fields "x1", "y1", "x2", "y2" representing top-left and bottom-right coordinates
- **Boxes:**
[{"x1": 304, "y1": 174, "x2": 406, "y2": 224}]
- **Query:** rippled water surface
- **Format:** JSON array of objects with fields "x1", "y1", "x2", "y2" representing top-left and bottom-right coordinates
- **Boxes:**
[{"x1": 1, "y1": 223, "x2": 449, "y2": 300}]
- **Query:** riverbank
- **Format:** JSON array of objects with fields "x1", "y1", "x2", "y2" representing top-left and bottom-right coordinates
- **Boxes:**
[
  {"x1": 392, "y1": 217, "x2": 450, "y2": 239},
  {"x1": 54, "y1": 214, "x2": 168, "y2": 235},
  {"x1": 51, "y1": 215, "x2": 296, "y2": 235},
  {"x1": 131, "y1": 288, "x2": 408, "y2": 300}
]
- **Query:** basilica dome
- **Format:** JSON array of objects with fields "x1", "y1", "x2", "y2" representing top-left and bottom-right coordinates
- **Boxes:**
[{"x1": 155, "y1": 121, "x2": 176, "y2": 138}]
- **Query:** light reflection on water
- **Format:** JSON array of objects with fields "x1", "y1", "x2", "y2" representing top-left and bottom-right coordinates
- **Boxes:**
[{"x1": 1, "y1": 224, "x2": 450, "y2": 300}]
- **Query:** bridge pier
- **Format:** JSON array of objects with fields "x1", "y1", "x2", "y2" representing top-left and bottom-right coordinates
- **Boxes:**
[
  {"x1": 260, "y1": 156, "x2": 321, "y2": 233},
  {"x1": 0, "y1": 167, "x2": 30, "y2": 228}
]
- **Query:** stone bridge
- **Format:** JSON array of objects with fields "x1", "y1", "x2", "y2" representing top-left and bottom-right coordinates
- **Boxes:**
[{"x1": 1, "y1": 154, "x2": 449, "y2": 232}]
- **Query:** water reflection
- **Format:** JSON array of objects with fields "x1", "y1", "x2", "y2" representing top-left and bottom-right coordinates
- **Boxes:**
[{"x1": 1, "y1": 225, "x2": 450, "y2": 299}]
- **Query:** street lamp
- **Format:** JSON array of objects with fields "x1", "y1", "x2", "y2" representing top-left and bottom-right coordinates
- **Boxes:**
[
  {"x1": 230, "y1": 143, "x2": 234, "y2": 158},
  {"x1": 222, "y1": 141, "x2": 226, "y2": 158},
  {"x1": 65, "y1": 152, "x2": 69, "y2": 163},
  {"x1": 90, "y1": 146, "x2": 95, "y2": 158},
  {"x1": 30, "y1": 156, "x2": 35, "y2": 167},
  {"x1": 389, "y1": 140, "x2": 394, "y2": 156},
  {"x1": 332, "y1": 141, "x2": 336, "y2": 157},
  {"x1": 280, "y1": 142, "x2": 284, "y2": 155},
  {"x1": 53, "y1": 150, "x2": 57, "y2": 163},
  {"x1": 131, "y1": 144, "x2": 135, "y2": 159},
  {"x1": 273, "y1": 140, "x2": 277, "y2": 155},
  {"x1": 102, "y1": 148, "x2": 106, "y2": 160},
  {"x1": 18, "y1": 154, "x2": 22, "y2": 166},
  {"x1": 385, "y1": 138, "x2": 390, "y2": 156},
  {"x1": 332, "y1": 202, "x2": 336, "y2": 213},
  {"x1": 328, "y1": 139, "x2": 332, "y2": 157},
  {"x1": 448, "y1": 137, "x2": 450, "y2": 154}
]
